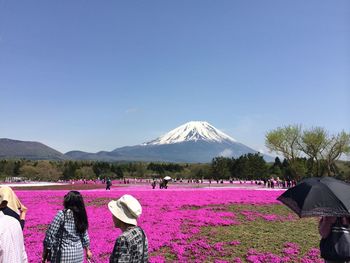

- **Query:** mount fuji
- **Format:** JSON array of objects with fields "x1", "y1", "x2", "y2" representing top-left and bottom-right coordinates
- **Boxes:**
[
  {"x1": 144, "y1": 121, "x2": 237, "y2": 145},
  {"x1": 66, "y1": 121, "x2": 270, "y2": 163}
]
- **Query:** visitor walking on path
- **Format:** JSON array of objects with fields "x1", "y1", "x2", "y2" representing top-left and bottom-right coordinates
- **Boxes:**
[
  {"x1": 42, "y1": 191, "x2": 92, "y2": 263},
  {"x1": 106, "y1": 178, "x2": 112, "y2": 190},
  {"x1": 108, "y1": 194, "x2": 148, "y2": 263},
  {"x1": 0, "y1": 185, "x2": 28, "y2": 229}
]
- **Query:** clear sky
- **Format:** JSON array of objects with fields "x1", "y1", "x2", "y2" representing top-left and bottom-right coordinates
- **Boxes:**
[{"x1": 0, "y1": 0, "x2": 349, "y2": 154}]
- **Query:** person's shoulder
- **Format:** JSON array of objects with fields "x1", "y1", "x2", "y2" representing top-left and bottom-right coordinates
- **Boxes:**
[
  {"x1": 123, "y1": 227, "x2": 144, "y2": 242},
  {"x1": 2, "y1": 206, "x2": 19, "y2": 218},
  {"x1": 116, "y1": 234, "x2": 129, "y2": 246},
  {"x1": 134, "y1": 227, "x2": 144, "y2": 236},
  {"x1": 54, "y1": 209, "x2": 67, "y2": 219},
  {"x1": 0, "y1": 212, "x2": 21, "y2": 229}
]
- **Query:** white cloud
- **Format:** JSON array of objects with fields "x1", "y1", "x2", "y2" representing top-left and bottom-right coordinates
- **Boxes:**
[
  {"x1": 219, "y1": 149, "x2": 233, "y2": 157},
  {"x1": 258, "y1": 148, "x2": 265, "y2": 154}
]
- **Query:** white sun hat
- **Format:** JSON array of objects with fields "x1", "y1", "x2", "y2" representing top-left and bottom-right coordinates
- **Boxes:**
[{"x1": 108, "y1": 194, "x2": 142, "y2": 225}]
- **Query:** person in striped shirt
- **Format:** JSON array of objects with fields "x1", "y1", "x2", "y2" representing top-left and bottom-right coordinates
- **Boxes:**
[{"x1": 108, "y1": 194, "x2": 148, "y2": 263}]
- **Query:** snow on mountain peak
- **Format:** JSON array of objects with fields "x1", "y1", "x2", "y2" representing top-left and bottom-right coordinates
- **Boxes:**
[{"x1": 144, "y1": 121, "x2": 237, "y2": 145}]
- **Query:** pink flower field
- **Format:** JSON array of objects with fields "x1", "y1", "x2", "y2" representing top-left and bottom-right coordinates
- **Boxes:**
[{"x1": 17, "y1": 187, "x2": 323, "y2": 262}]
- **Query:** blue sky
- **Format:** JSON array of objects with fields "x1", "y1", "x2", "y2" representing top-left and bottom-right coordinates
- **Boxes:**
[{"x1": 0, "y1": 1, "x2": 349, "y2": 154}]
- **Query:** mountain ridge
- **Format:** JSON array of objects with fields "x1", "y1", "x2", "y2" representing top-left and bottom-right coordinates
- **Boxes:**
[
  {"x1": 1, "y1": 121, "x2": 273, "y2": 162},
  {"x1": 0, "y1": 138, "x2": 66, "y2": 160}
]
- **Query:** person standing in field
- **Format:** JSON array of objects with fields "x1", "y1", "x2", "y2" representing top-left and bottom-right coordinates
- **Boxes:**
[
  {"x1": 106, "y1": 178, "x2": 112, "y2": 190},
  {"x1": 108, "y1": 194, "x2": 148, "y2": 263},
  {"x1": 0, "y1": 185, "x2": 28, "y2": 229},
  {"x1": 42, "y1": 191, "x2": 92, "y2": 263}
]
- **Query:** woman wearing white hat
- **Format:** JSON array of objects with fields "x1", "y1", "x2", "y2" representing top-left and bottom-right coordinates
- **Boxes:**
[{"x1": 108, "y1": 194, "x2": 148, "y2": 263}]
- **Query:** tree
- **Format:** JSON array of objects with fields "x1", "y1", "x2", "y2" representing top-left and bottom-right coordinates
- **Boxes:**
[
  {"x1": 211, "y1": 157, "x2": 231, "y2": 181},
  {"x1": 1, "y1": 160, "x2": 17, "y2": 177},
  {"x1": 265, "y1": 125, "x2": 302, "y2": 178},
  {"x1": 36, "y1": 161, "x2": 61, "y2": 181},
  {"x1": 321, "y1": 131, "x2": 350, "y2": 176},
  {"x1": 232, "y1": 153, "x2": 268, "y2": 180},
  {"x1": 63, "y1": 161, "x2": 79, "y2": 180},
  {"x1": 274, "y1": 157, "x2": 282, "y2": 168},
  {"x1": 75, "y1": 166, "x2": 96, "y2": 180},
  {"x1": 92, "y1": 162, "x2": 111, "y2": 177},
  {"x1": 19, "y1": 165, "x2": 39, "y2": 180},
  {"x1": 126, "y1": 163, "x2": 137, "y2": 177},
  {"x1": 299, "y1": 127, "x2": 328, "y2": 176},
  {"x1": 147, "y1": 163, "x2": 165, "y2": 177},
  {"x1": 111, "y1": 164, "x2": 124, "y2": 178}
]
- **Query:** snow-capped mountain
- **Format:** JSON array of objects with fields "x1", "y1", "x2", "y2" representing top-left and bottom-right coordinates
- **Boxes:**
[
  {"x1": 106, "y1": 121, "x2": 267, "y2": 162},
  {"x1": 144, "y1": 121, "x2": 237, "y2": 145},
  {"x1": 4, "y1": 121, "x2": 272, "y2": 162},
  {"x1": 65, "y1": 121, "x2": 273, "y2": 163}
]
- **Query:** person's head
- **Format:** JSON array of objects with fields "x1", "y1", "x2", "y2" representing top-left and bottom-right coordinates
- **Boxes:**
[
  {"x1": 108, "y1": 194, "x2": 142, "y2": 229},
  {"x1": 0, "y1": 186, "x2": 24, "y2": 212},
  {"x1": 63, "y1": 191, "x2": 88, "y2": 233}
]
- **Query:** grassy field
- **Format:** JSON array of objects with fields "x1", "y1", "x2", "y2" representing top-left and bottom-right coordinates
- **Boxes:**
[
  {"x1": 150, "y1": 203, "x2": 321, "y2": 262},
  {"x1": 15, "y1": 185, "x2": 323, "y2": 262},
  {"x1": 202, "y1": 205, "x2": 319, "y2": 262}
]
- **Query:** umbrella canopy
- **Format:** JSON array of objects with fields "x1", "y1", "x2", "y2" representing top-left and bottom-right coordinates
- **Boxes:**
[
  {"x1": 163, "y1": 176, "x2": 172, "y2": 181},
  {"x1": 277, "y1": 177, "x2": 350, "y2": 218}
]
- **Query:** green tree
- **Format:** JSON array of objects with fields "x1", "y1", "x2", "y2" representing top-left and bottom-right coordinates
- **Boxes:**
[
  {"x1": 75, "y1": 166, "x2": 96, "y2": 180},
  {"x1": 36, "y1": 161, "x2": 61, "y2": 181},
  {"x1": 92, "y1": 162, "x2": 111, "y2": 177},
  {"x1": 211, "y1": 157, "x2": 231, "y2": 181},
  {"x1": 147, "y1": 163, "x2": 165, "y2": 177},
  {"x1": 126, "y1": 163, "x2": 137, "y2": 177},
  {"x1": 2, "y1": 160, "x2": 17, "y2": 176},
  {"x1": 321, "y1": 131, "x2": 350, "y2": 176},
  {"x1": 299, "y1": 127, "x2": 328, "y2": 176},
  {"x1": 111, "y1": 164, "x2": 124, "y2": 178},
  {"x1": 232, "y1": 154, "x2": 268, "y2": 180},
  {"x1": 63, "y1": 161, "x2": 79, "y2": 180},
  {"x1": 19, "y1": 165, "x2": 39, "y2": 180},
  {"x1": 265, "y1": 125, "x2": 302, "y2": 178}
]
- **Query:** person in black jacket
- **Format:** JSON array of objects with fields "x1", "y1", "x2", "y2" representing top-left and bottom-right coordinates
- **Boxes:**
[{"x1": 106, "y1": 178, "x2": 112, "y2": 190}]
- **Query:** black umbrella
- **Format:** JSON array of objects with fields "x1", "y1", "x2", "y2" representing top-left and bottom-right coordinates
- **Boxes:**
[{"x1": 277, "y1": 177, "x2": 350, "y2": 217}]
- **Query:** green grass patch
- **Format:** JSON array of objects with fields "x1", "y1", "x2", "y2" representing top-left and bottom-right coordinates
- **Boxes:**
[
  {"x1": 150, "y1": 246, "x2": 177, "y2": 261},
  {"x1": 199, "y1": 204, "x2": 319, "y2": 262}
]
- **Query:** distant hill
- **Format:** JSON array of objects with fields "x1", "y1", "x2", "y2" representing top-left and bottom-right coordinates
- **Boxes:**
[
  {"x1": 1, "y1": 121, "x2": 273, "y2": 162},
  {"x1": 0, "y1": 138, "x2": 66, "y2": 160}
]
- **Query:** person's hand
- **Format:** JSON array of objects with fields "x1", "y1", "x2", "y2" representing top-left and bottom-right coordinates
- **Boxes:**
[
  {"x1": 20, "y1": 210, "x2": 27, "y2": 220},
  {"x1": 86, "y1": 249, "x2": 93, "y2": 259},
  {"x1": 42, "y1": 247, "x2": 49, "y2": 263}
]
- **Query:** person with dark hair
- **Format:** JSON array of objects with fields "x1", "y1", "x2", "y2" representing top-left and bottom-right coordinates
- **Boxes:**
[
  {"x1": 0, "y1": 186, "x2": 27, "y2": 229},
  {"x1": 42, "y1": 191, "x2": 92, "y2": 263}
]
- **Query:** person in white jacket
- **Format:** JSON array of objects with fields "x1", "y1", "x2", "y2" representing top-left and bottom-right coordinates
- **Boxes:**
[{"x1": 0, "y1": 210, "x2": 28, "y2": 263}]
